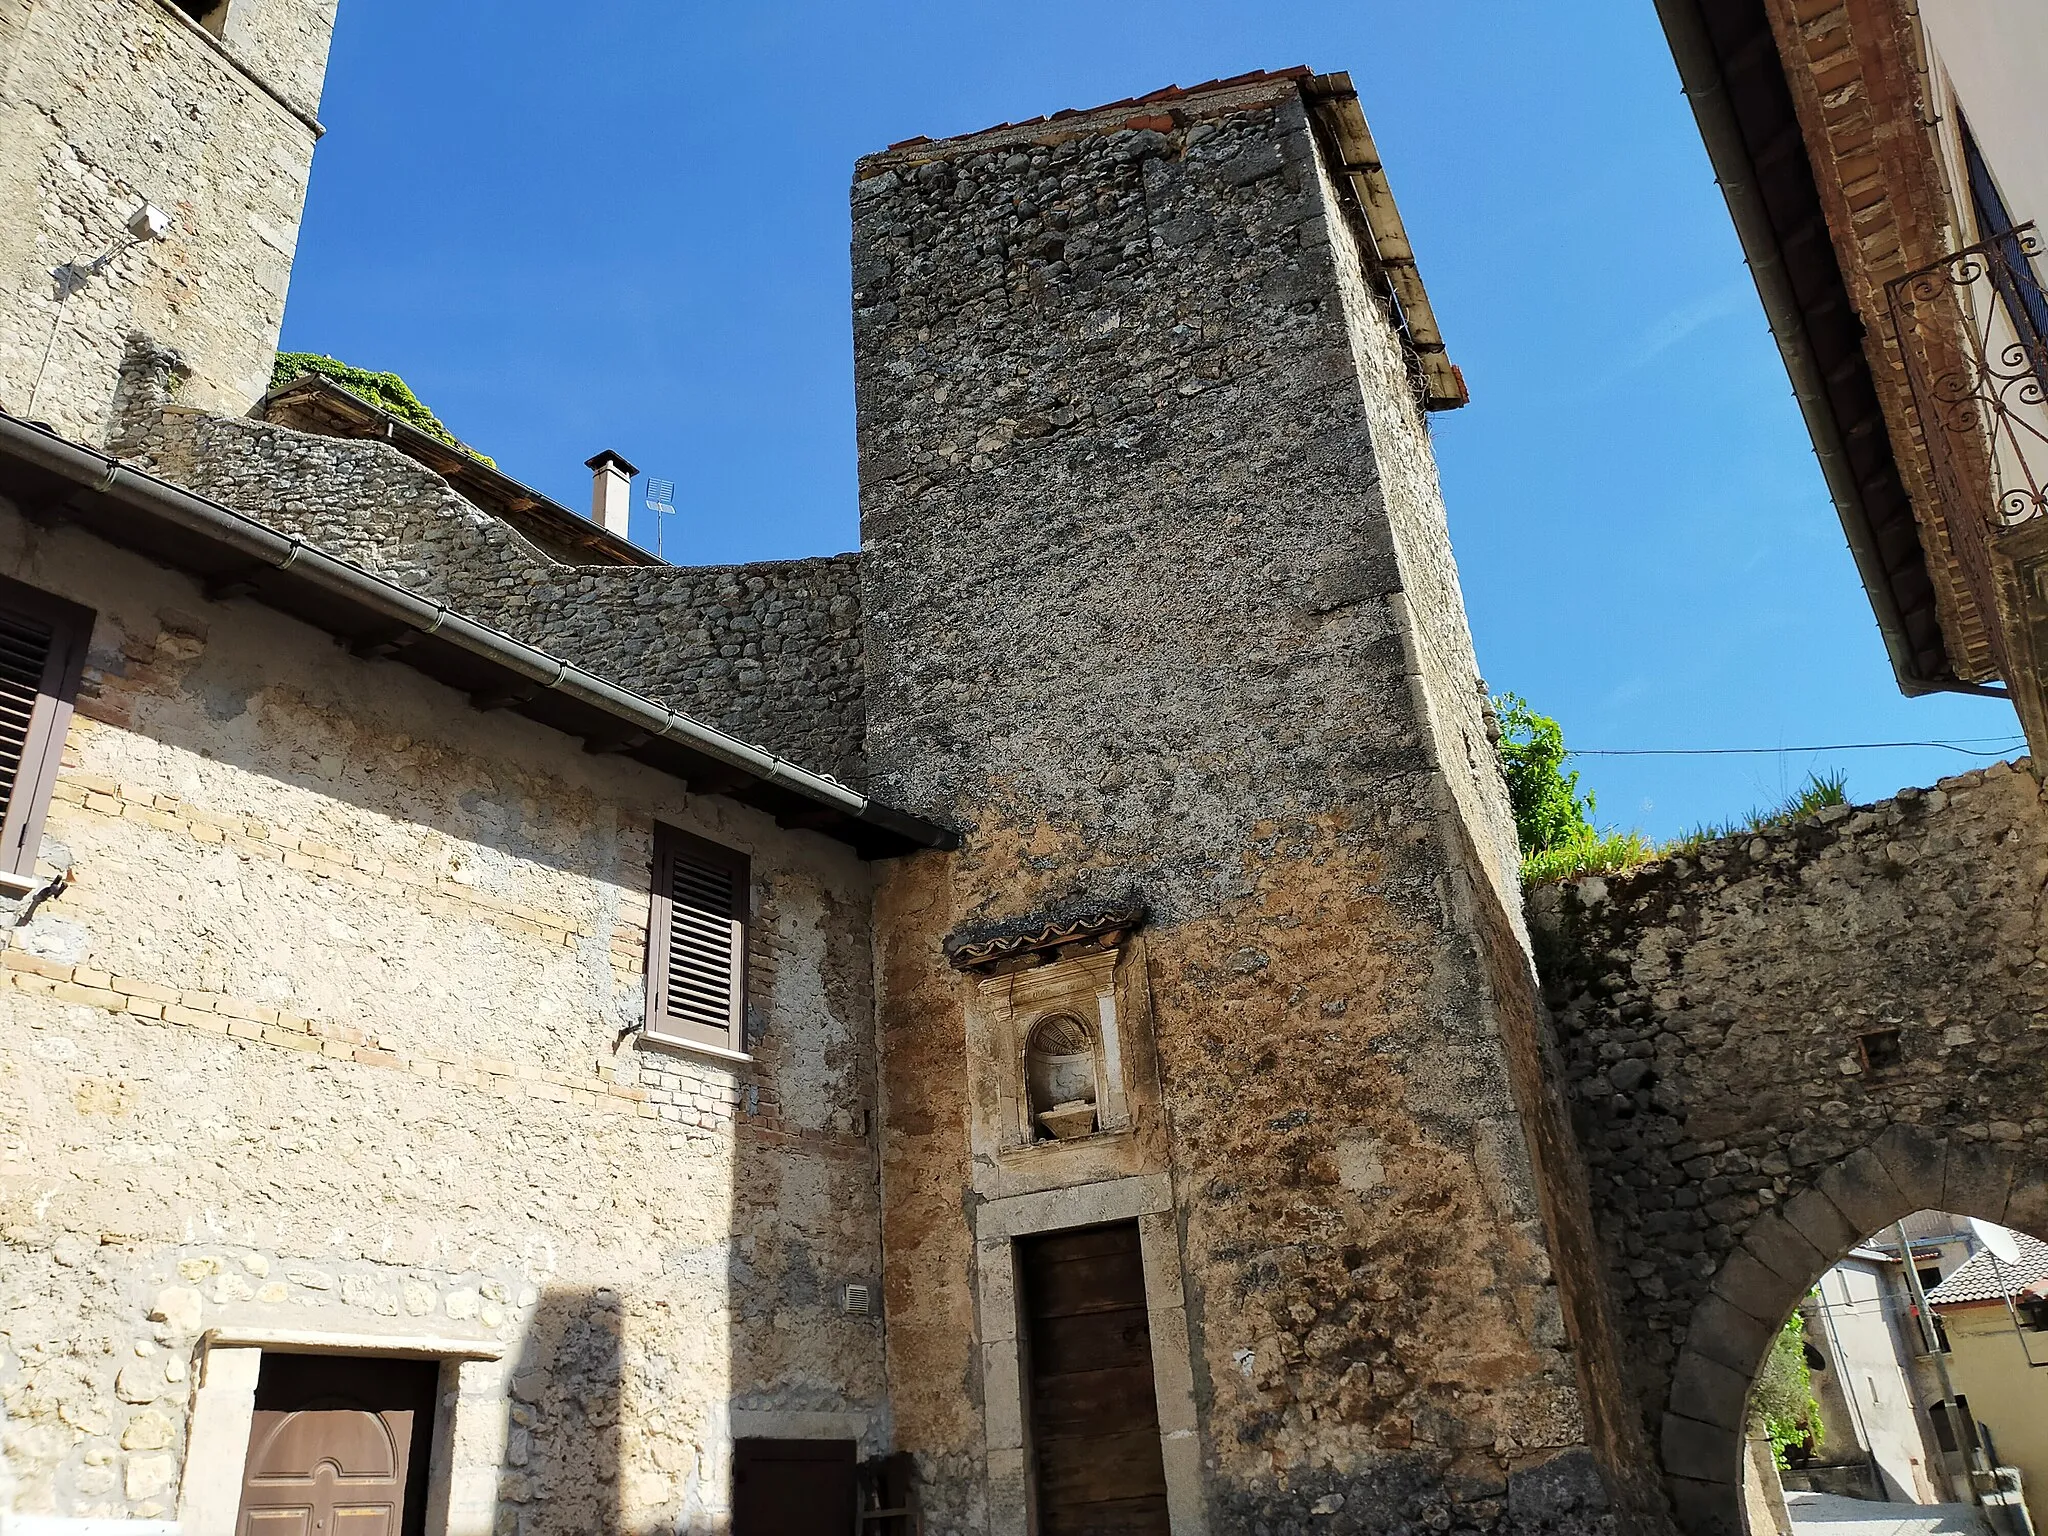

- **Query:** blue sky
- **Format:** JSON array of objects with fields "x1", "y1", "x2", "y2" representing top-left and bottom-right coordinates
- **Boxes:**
[{"x1": 281, "y1": 0, "x2": 2024, "y2": 839}]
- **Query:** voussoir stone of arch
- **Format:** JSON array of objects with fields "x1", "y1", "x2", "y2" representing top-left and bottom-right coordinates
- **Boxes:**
[
  {"x1": 1707, "y1": 1248, "x2": 1804, "y2": 1329},
  {"x1": 1667, "y1": 1475, "x2": 1744, "y2": 1536},
  {"x1": 1735, "y1": 1210, "x2": 1831, "y2": 1288},
  {"x1": 1661, "y1": 1412, "x2": 1741, "y2": 1485},
  {"x1": 1942, "y1": 1141, "x2": 2018, "y2": 1223},
  {"x1": 1814, "y1": 1146, "x2": 1911, "y2": 1239},
  {"x1": 1869, "y1": 1123, "x2": 1947, "y2": 1211},
  {"x1": 1777, "y1": 1186, "x2": 1861, "y2": 1263},
  {"x1": 1668, "y1": 1349, "x2": 1751, "y2": 1432},
  {"x1": 2007, "y1": 1171, "x2": 2048, "y2": 1236},
  {"x1": 1680, "y1": 1294, "x2": 1775, "y2": 1376}
]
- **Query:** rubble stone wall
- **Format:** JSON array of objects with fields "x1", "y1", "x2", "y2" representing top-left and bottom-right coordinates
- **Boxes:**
[
  {"x1": 855, "y1": 77, "x2": 1614, "y2": 1536},
  {"x1": 1530, "y1": 762, "x2": 2048, "y2": 1534},
  {"x1": 0, "y1": 0, "x2": 333, "y2": 443},
  {"x1": 0, "y1": 499, "x2": 887, "y2": 1529},
  {"x1": 126, "y1": 405, "x2": 869, "y2": 787}
]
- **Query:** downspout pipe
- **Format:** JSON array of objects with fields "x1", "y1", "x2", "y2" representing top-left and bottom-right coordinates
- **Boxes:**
[
  {"x1": 1652, "y1": 0, "x2": 1956, "y2": 698},
  {"x1": 0, "y1": 413, "x2": 954, "y2": 852}
]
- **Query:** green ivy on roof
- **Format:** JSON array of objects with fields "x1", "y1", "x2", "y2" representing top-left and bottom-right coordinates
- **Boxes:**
[{"x1": 271, "y1": 352, "x2": 495, "y2": 467}]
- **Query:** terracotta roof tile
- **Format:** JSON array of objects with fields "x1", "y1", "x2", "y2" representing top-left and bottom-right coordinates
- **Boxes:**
[
  {"x1": 884, "y1": 67, "x2": 1311, "y2": 155},
  {"x1": 1927, "y1": 1231, "x2": 2048, "y2": 1306}
]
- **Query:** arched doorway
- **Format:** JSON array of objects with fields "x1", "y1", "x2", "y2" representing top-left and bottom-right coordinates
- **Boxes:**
[{"x1": 1660, "y1": 1126, "x2": 2048, "y2": 1536}]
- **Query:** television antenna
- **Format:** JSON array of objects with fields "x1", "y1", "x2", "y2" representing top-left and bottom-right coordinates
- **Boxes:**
[{"x1": 644, "y1": 476, "x2": 676, "y2": 561}]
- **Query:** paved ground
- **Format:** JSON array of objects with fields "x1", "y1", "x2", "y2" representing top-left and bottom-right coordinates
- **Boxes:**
[{"x1": 1785, "y1": 1490, "x2": 1993, "y2": 1536}]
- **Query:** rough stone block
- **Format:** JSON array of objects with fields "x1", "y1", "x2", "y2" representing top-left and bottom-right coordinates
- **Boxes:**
[
  {"x1": 1869, "y1": 1123, "x2": 1947, "y2": 1211},
  {"x1": 1682, "y1": 1293, "x2": 1775, "y2": 1375},
  {"x1": 2005, "y1": 1172, "x2": 2048, "y2": 1237},
  {"x1": 1815, "y1": 1147, "x2": 1910, "y2": 1240},
  {"x1": 1661, "y1": 1412, "x2": 1741, "y2": 1485},
  {"x1": 1666, "y1": 1473, "x2": 1744, "y2": 1536},
  {"x1": 980, "y1": 1341, "x2": 1024, "y2": 1451},
  {"x1": 1708, "y1": 1248, "x2": 1802, "y2": 1329},
  {"x1": 1506, "y1": 1449, "x2": 1612, "y2": 1520},
  {"x1": 126, "y1": 1452, "x2": 176, "y2": 1499},
  {"x1": 1667, "y1": 1349, "x2": 1752, "y2": 1433},
  {"x1": 1778, "y1": 1188, "x2": 1862, "y2": 1266},
  {"x1": 986, "y1": 1445, "x2": 1030, "y2": 1536},
  {"x1": 1941, "y1": 1141, "x2": 2015, "y2": 1223},
  {"x1": 1738, "y1": 1211, "x2": 1830, "y2": 1289}
]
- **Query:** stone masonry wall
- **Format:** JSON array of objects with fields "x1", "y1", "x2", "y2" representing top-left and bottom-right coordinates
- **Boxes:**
[
  {"x1": 0, "y1": 0, "x2": 332, "y2": 443},
  {"x1": 1303, "y1": 120, "x2": 1523, "y2": 922},
  {"x1": 0, "y1": 499, "x2": 887, "y2": 1529},
  {"x1": 855, "y1": 78, "x2": 1612, "y2": 1536},
  {"x1": 123, "y1": 404, "x2": 869, "y2": 786},
  {"x1": 1528, "y1": 762, "x2": 2048, "y2": 1509}
]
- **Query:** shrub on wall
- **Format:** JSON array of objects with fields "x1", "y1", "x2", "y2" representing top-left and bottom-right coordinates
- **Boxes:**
[
  {"x1": 1752, "y1": 1311, "x2": 1825, "y2": 1469},
  {"x1": 1495, "y1": 694, "x2": 1649, "y2": 882},
  {"x1": 271, "y1": 352, "x2": 494, "y2": 466}
]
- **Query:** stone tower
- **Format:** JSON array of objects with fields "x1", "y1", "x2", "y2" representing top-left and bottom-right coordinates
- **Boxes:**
[
  {"x1": 0, "y1": 0, "x2": 339, "y2": 443},
  {"x1": 855, "y1": 71, "x2": 1643, "y2": 1534}
]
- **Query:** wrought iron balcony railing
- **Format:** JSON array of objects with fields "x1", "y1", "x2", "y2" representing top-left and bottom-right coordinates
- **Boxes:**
[
  {"x1": 1886, "y1": 224, "x2": 2048, "y2": 676},
  {"x1": 1887, "y1": 223, "x2": 2048, "y2": 524}
]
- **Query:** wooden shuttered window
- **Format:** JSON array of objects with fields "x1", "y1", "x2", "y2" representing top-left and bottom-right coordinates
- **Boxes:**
[
  {"x1": 644, "y1": 824, "x2": 748, "y2": 1052},
  {"x1": 0, "y1": 577, "x2": 91, "y2": 879}
]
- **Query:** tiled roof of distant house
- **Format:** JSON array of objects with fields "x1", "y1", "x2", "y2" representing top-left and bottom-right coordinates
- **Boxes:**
[{"x1": 1926, "y1": 1231, "x2": 2048, "y2": 1306}]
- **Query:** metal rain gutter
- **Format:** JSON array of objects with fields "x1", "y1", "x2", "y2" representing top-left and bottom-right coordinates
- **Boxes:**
[
  {"x1": 0, "y1": 413, "x2": 954, "y2": 852},
  {"x1": 1653, "y1": 0, "x2": 1950, "y2": 697}
]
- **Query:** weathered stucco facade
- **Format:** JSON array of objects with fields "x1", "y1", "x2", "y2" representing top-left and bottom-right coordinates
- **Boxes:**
[{"x1": 0, "y1": 496, "x2": 891, "y2": 1528}]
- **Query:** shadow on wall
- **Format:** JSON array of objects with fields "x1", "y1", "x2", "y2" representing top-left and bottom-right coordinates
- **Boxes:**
[{"x1": 500, "y1": 1287, "x2": 624, "y2": 1535}]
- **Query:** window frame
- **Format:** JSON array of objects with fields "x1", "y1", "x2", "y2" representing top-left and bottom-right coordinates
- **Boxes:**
[
  {"x1": 642, "y1": 823, "x2": 750, "y2": 1056},
  {"x1": 0, "y1": 575, "x2": 93, "y2": 881}
]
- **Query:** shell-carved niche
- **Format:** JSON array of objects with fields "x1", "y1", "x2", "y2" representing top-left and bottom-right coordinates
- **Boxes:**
[
  {"x1": 1025, "y1": 1013, "x2": 1099, "y2": 1140},
  {"x1": 947, "y1": 902, "x2": 1150, "y2": 1168}
]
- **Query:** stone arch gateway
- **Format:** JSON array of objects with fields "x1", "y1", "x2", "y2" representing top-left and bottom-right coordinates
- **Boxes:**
[
  {"x1": 1530, "y1": 761, "x2": 2048, "y2": 1536},
  {"x1": 1659, "y1": 1127, "x2": 2046, "y2": 1536}
]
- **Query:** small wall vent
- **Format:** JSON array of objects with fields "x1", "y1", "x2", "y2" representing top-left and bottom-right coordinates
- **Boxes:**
[
  {"x1": 841, "y1": 1283, "x2": 874, "y2": 1316},
  {"x1": 1858, "y1": 1028, "x2": 1903, "y2": 1072}
]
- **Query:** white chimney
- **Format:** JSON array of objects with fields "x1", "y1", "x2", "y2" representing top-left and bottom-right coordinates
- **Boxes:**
[{"x1": 584, "y1": 449, "x2": 639, "y2": 539}]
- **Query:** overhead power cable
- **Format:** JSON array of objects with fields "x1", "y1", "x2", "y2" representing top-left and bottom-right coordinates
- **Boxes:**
[{"x1": 1568, "y1": 739, "x2": 2025, "y2": 759}]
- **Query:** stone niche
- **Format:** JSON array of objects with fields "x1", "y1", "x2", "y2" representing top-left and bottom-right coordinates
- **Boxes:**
[{"x1": 947, "y1": 905, "x2": 1164, "y2": 1199}]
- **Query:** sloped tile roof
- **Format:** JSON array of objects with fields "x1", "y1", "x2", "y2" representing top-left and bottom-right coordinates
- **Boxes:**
[
  {"x1": 1926, "y1": 1230, "x2": 2048, "y2": 1306},
  {"x1": 884, "y1": 68, "x2": 1312, "y2": 151}
]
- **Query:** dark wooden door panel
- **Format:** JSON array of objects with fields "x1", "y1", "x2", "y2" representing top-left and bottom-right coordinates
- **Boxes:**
[
  {"x1": 1026, "y1": 1226, "x2": 1145, "y2": 1264},
  {"x1": 1019, "y1": 1222, "x2": 1170, "y2": 1536},
  {"x1": 1038, "y1": 1494, "x2": 1175, "y2": 1536},
  {"x1": 1033, "y1": 1430, "x2": 1172, "y2": 1504},
  {"x1": 1025, "y1": 1305, "x2": 1156, "y2": 1376},
  {"x1": 732, "y1": 1437, "x2": 856, "y2": 1536},
  {"x1": 1029, "y1": 1365, "x2": 1162, "y2": 1431},
  {"x1": 1021, "y1": 1251, "x2": 1149, "y2": 1318}
]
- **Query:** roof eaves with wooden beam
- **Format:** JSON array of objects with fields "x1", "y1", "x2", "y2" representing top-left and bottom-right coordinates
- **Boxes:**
[{"x1": 1302, "y1": 72, "x2": 1468, "y2": 413}]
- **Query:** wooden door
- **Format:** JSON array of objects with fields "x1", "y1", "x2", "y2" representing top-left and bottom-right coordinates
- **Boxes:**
[
  {"x1": 733, "y1": 1438, "x2": 857, "y2": 1536},
  {"x1": 1019, "y1": 1222, "x2": 1170, "y2": 1536},
  {"x1": 237, "y1": 1355, "x2": 439, "y2": 1536}
]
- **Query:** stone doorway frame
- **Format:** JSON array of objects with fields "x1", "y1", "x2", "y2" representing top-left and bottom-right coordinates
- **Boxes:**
[
  {"x1": 972, "y1": 1173, "x2": 1207, "y2": 1536},
  {"x1": 1659, "y1": 1126, "x2": 2047, "y2": 1536},
  {"x1": 178, "y1": 1328, "x2": 506, "y2": 1536}
]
